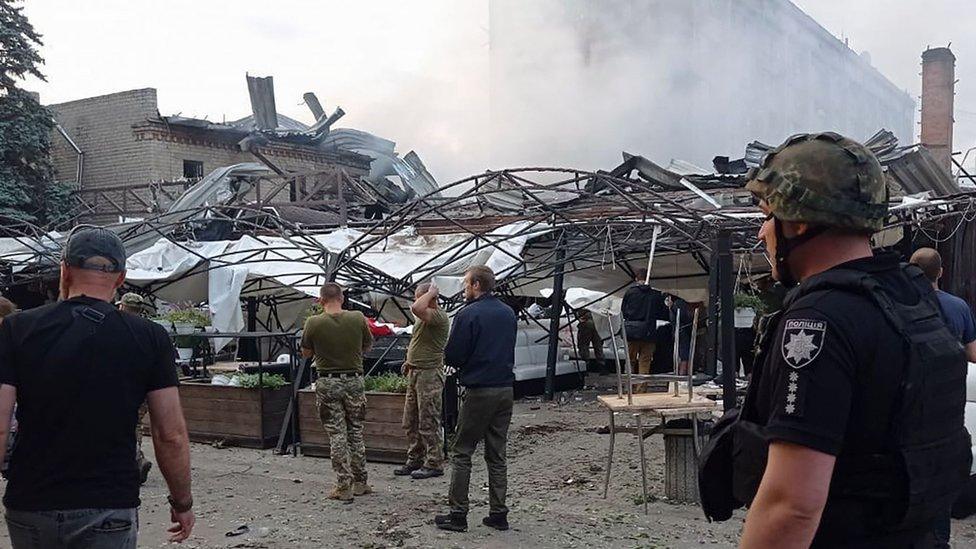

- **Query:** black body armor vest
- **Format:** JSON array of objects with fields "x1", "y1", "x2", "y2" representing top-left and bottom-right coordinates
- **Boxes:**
[{"x1": 701, "y1": 263, "x2": 972, "y2": 531}]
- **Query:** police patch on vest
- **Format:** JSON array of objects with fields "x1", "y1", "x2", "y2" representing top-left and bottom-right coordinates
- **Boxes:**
[{"x1": 781, "y1": 319, "x2": 826, "y2": 369}]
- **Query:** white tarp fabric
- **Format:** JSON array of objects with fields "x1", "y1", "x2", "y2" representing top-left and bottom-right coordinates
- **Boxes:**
[
  {"x1": 0, "y1": 233, "x2": 62, "y2": 273},
  {"x1": 124, "y1": 221, "x2": 543, "y2": 348}
]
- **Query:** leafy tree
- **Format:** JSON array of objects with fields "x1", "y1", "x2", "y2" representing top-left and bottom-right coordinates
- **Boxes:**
[{"x1": 0, "y1": 0, "x2": 74, "y2": 228}]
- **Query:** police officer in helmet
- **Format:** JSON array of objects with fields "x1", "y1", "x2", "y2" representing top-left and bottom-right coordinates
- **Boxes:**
[{"x1": 709, "y1": 132, "x2": 970, "y2": 548}]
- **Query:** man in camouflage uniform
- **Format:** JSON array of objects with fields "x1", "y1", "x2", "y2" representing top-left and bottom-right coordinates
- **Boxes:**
[
  {"x1": 395, "y1": 282, "x2": 450, "y2": 479},
  {"x1": 575, "y1": 309, "x2": 604, "y2": 371},
  {"x1": 301, "y1": 282, "x2": 374, "y2": 502},
  {"x1": 118, "y1": 292, "x2": 153, "y2": 485}
]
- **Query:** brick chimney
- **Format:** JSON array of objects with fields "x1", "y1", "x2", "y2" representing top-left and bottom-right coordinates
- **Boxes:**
[{"x1": 920, "y1": 47, "x2": 956, "y2": 173}]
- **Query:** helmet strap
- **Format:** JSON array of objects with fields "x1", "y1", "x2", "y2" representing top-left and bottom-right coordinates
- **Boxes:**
[{"x1": 773, "y1": 217, "x2": 828, "y2": 287}]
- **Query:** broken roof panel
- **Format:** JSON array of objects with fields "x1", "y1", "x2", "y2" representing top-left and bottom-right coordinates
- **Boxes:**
[
  {"x1": 246, "y1": 75, "x2": 278, "y2": 131},
  {"x1": 884, "y1": 147, "x2": 961, "y2": 197}
]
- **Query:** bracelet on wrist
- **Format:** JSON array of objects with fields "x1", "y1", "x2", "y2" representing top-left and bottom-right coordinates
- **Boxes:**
[{"x1": 167, "y1": 495, "x2": 193, "y2": 513}]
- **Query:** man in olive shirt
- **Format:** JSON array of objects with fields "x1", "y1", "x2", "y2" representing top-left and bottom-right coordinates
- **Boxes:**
[
  {"x1": 395, "y1": 282, "x2": 450, "y2": 480},
  {"x1": 301, "y1": 282, "x2": 374, "y2": 502}
]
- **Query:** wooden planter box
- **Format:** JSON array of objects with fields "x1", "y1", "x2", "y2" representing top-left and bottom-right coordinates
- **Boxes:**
[
  {"x1": 144, "y1": 381, "x2": 291, "y2": 449},
  {"x1": 298, "y1": 388, "x2": 408, "y2": 464}
]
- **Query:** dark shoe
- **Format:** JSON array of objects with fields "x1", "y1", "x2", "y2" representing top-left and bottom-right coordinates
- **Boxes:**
[
  {"x1": 394, "y1": 463, "x2": 421, "y2": 476},
  {"x1": 410, "y1": 467, "x2": 444, "y2": 479},
  {"x1": 328, "y1": 485, "x2": 354, "y2": 503},
  {"x1": 434, "y1": 512, "x2": 467, "y2": 532},
  {"x1": 352, "y1": 481, "x2": 373, "y2": 496},
  {"x1": 139, "y1": 461, "x2": 152, "y2": 485},
  {"x1": 482, "y1": 512, "x2": 509, "y2": 531}
]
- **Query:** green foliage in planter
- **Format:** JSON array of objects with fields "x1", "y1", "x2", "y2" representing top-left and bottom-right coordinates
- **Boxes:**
[
  {"x1": 363, "y1": 372, "x2": 408, "y2": 394},
  {"x1": 163, "y1": 307, "x2": 210, "y2": 327},
  {"x1": 733, "y1": 292, "x2": 766, "y2": 315},
  {"x1": 233, "y1": 373, "x2": 288, "y2": 390}
]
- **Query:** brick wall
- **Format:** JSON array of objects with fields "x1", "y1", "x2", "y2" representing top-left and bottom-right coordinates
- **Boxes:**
[
  {"x1": 920, "y1": 47, "x2": 955, "y2": 173},
  {"x1": 49, "y1": 88, "x2": 159, "y2": 189},
  {"x1": 49, "y1": 88, "x2": 371, "y2": 224}
]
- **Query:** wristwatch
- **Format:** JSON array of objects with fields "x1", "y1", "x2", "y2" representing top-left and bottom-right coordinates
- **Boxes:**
[{"x1": 167, "y1": 495, "x2": 193, "y2": 513}]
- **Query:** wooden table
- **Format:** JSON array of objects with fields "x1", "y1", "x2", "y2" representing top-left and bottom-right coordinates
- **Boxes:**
[{"x1": 597, "y1": 392, "x2": 717, "y2": 513}]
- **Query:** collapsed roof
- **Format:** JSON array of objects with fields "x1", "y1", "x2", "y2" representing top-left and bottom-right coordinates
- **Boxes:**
[{"x1": 158, "y1": 74, "x2": 440, "y2": 203}]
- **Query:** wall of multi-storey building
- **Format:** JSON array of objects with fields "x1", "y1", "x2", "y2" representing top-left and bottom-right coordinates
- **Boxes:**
[{"x1": 488, "y1": 0, "x2": 916, "y2": 172}]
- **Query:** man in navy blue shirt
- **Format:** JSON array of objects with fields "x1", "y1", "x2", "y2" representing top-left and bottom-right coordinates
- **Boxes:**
[
  {"x1": 911, "y1": 248, "x2": 976, "y2": 362},
  {"x1": 434, "y1": 266, "x2": 517, "y2": 533}
]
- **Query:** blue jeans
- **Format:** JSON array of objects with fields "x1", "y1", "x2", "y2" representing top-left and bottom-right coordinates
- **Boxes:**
[{"x1": 5, "y1": 507, "x2": 138, "y2": 549}]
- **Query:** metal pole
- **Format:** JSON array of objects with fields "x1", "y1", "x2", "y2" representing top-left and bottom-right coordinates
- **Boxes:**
[
  {"x1": 672, "y1": 307, "x2": 681, "y2": 396},
  {"x1": 687, "y1": 307, "x2": 700, "y2": 402},
  {"x1": 607, "y1": 314, "x2": 624, "y2": 399},
  {"x1": 622, "y1": 334, "x2": 634, "y2": 405},
  {"x1": 635, "y1": 412, "x2": 649, "y2": 515},
  {"x1": 717, "y1": 230, "x2": 737, "y2": 410},
  {"x1": 544, "y1": 239, "x2": 566, "y2": 401},
  {"x1": 602, "y1": 410, "x2": 615, "y2": 498},
  {"x1": 705, "y1": 251, "x2": 719, "y2": 378}
]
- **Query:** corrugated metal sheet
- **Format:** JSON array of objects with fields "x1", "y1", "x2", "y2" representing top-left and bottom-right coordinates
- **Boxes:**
[
  {"x1": 884, "y1": 147, "x2": 960, "y2": 197},
  {"x1": 245, "y1": 75, "x2": 278, "y2": 131},
  {"x1": 742, "y1": 129, "x2": 960, "y2": 196}
]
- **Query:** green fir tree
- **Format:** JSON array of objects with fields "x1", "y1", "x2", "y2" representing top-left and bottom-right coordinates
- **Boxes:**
[{"x1": 0, "y1": 0, "x2": 75, "y2": 228}]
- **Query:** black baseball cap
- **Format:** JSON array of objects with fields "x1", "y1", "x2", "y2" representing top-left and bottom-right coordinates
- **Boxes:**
[{"x1": 62, "y1": 226, "x2": 127, "y2": 273}]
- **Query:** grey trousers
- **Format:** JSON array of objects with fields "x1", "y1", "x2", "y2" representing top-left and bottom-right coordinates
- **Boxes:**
[
  {"x1": 448, "y1": 386, "x2": 514, "y2": 515},
  {"x1": 4, "y1": 507, "x2": 138, "y2": 549}
]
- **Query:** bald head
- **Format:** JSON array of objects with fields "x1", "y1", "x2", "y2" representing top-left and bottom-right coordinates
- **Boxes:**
[
  {"x1": 59, "y1": 260, "x2": 127, "y2": 302},
  {"x1": 910, "y1": 247, "x2": 942, "y2": 285}
]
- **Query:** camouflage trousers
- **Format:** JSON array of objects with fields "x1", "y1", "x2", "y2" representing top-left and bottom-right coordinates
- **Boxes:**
[
  {"x1": 136, "y1": 401, "x2": 149, "y2": 466},
  {"x1": 402, "y1": 368, "x2": 445, "y2": 470},
  {"x1": 316, "y1": 376, "x2": 368, "y2": 489}
]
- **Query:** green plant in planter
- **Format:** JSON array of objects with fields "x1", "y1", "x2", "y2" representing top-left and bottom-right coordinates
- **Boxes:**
[
  {"x1": 161, "y1": 306, "x2": 210, "y2": 348},
  {"x1": 363, "y1": 372, "x2": 408, "y2": 393},
  {"x1": 164, "y1": 307, "x2": 210, "y2": 327},
  {"x1": 233, "y1": 373, "x2": 287, "y2": 390},
  {"x1": 733, "y1": 292, "x2": 766, "y2": 315}
]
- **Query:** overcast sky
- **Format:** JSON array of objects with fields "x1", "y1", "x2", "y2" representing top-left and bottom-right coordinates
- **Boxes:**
[{"x1": 21, "y1": 0, "x2": 976, "y2": 182}]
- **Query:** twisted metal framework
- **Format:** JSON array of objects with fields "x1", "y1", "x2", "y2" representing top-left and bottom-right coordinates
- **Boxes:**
[{"x1": 2, "y1": 167, "x2": 975, "y2": 323}]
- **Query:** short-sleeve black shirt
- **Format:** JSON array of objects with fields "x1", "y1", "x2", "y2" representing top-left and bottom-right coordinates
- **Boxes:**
[
  {"x1": 0, "y1": 296, "x2": 178, "y2": 511},
  {"x1": 744, "y1": 253, "x2": 926, "y2": 546}
]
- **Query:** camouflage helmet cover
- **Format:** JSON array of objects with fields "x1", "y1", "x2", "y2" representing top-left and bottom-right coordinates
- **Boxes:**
[
  {"x1": 119, "y1": 292, "x2": 145, "y2": 307},
  {"x1": 745, "y1": 132, "x2": 888, "y2": 232}
]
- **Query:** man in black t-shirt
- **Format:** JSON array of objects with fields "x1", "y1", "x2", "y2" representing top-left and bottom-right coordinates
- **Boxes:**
[{"x1": 0, "y1": 228, "x2": 195, "y2": 548}]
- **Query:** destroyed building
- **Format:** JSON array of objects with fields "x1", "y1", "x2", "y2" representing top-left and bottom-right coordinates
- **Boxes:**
[
  {"x1": 488, "y1": 0, "x2": 916, "y2": 172},
  {"x1": 46, "y1": 84, "x2": 431, "y2": 225},
  {"x1": 47, "y1": 88, "x2": 372, "y2": 224}
]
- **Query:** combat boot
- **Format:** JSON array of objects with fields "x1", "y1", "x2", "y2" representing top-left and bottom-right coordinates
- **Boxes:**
[
  {"x1": 434, "y1": 511, "x2": 467, "y2": 532},
  {"x1": 328, "y1": 485, "x2": 353, "y2": 503},
  {"x1": 482, "y1": 512, "x2": 509, "y2": 531},
  {"x1": 410, "y1": 467, "x2": 444, "y2": 479},
  {"x1": 393, "y1": 463, "x2": 421, "y2": 476},
  {"x1": 352, "y1": 481, "x2": 373, "y2": 496}
]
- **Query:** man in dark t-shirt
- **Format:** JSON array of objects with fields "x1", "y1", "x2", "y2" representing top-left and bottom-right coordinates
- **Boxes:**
[{"x1": 0, "y1": 228, "x2": 195, "y2": 548}]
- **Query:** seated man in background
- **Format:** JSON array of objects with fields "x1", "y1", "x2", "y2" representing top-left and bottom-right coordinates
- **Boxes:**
[{"x1": 575, "y1": 309, "x2": 605, "y2": 372}]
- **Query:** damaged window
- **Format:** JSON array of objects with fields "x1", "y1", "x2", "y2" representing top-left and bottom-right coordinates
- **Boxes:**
[{"x1": 183, "y1": 160, "x2": 204, "y2": 179}]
